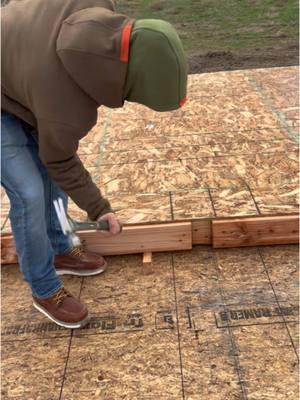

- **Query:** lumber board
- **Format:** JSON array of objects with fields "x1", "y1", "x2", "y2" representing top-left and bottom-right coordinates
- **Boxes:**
[
  {"x1": 1, "y1": 235, "x2": 18, "y2": 265},
  {"x1": 79, "y1": 222, "x2": 192, "y2": 256},
  {"x1": 1, "y1": 223, "x2": 191, "y2": 264},
  {"x1": 191, "y1": 220, "x2": 212, "y2": 244},
  {"x1": 142, "y1": 252, "x2": 152, "y2": 265},
  {"x1": 1, "y1": 215, "x2": 299, "y2": 264},
  {"x1": 212, "y1": 215, "x2": 299, "y2": 248}
]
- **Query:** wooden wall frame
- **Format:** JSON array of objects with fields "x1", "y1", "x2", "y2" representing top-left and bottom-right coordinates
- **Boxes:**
[{"x1": 1, "y1": 215, "x2": 298, "y2": 265}]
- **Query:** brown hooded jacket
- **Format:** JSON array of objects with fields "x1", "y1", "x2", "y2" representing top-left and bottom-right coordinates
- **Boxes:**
[{"x1": 1, "y1": 0, "x2": 134, "y2": 220}]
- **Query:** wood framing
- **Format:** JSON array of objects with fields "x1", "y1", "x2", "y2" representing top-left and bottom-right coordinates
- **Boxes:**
[
  {"x1": 212, "y1": 215, "x2": 299, "y2": 248},
  {"x1": 191, "y1": 220, "x2": 212, "y2": 245},
  {"x1": 79, "y1": 222, "x2": 192, "y2": 256},
  {"x1": 0, "y1": 222, "x2": 190, "y2": 265},
  {"x1": 142, "y1": 252, "x2": 152, "y2": 265},
  {"x1": 1, "y1": 235, "x2": 18, "y2": 265},
  {"x1": 1, "y1": 215, "x2": 299, "y2": 265}
]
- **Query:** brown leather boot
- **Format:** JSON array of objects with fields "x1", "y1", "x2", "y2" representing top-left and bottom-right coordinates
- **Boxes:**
[
  {"x1": 54, "y1": 246, "x2": 107, "y2": 276},
  {"x1": 33, "y1": 287, "x2": 89, "y2": 329}
]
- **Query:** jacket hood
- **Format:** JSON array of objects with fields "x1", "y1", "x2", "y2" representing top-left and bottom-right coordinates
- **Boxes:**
[
  {"x1": 57, "y1": 7, "x2": 134, "y2": 108},
  {"x1": 124, "y1": 19, "x2": 188, "y2": 112}
]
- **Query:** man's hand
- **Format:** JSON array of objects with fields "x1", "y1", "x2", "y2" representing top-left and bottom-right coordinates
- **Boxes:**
[{"x1": 98, "y1": 212, "x2": 122, "y2": 236}]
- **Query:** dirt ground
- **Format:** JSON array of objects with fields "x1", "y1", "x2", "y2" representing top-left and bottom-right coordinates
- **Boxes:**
[
  {"x1": 115, "y1": 0, "x2": 300, "y2": 74},
  {"x1": 188, "y1": 45, "x2": 299, "y2": 74},
  {"x1": 2, "y1": 0, "x2": 299, "y2": 74}
]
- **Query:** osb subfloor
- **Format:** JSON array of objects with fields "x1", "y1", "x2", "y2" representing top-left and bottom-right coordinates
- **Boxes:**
[
  {"x1": 1, "y1": 66, "x2": 299, "y2": 233},
  {"x1": 1, "y1": 244, "x2": 299, "y2": 399},
  {"x1": 1, "y1": 67, "x2": 299, "y2": 397}
]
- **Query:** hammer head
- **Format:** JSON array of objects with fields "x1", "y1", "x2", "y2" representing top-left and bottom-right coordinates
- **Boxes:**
[
  {"x1": 69, "y1": 232, "x2": 82, "y2": 247},
  {"x1": 53, "y1": 198, "x2": 82, "y2": 247}
]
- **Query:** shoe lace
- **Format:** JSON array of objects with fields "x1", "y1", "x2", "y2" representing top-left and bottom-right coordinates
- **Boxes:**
[
  {"x1": 69, "y1": 246, "x2": 84, "y2": 258},
  {"x1": 53, "y1": 287, "x2": 70, "y2": 306}
]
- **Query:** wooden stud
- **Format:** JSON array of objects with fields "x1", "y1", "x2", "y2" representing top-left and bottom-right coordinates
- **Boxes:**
[
  {"x1": 191, "y1": 219, "x2": 212, "y2": 245},
  {"x1": 1, "y1": 235, "x2": 18, "y2": 265},
  {"x1": 142, "y1": 252, "x2": 152, "y2": 265},
  {"x1": 212, "y1": 215, "x2": 299, "y2": 248}
]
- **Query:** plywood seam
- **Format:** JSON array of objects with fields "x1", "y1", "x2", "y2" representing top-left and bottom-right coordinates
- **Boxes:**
[
  {"x1": 207, "y1": 187, "x2": 218, "y2": 217},
  {"x1": 169, "y1": 191, "x2": 175, "y2": 221},
  {"x1": 109, "y1": 126, "x2": 288, "y2": 141},
  {"x1": 100, "y1": 138, "x2": 293, "y2": 154},
  {"x1": 94, "y1": 109, "x2": 113, "y2": 182},
  {"x1": 212, "y1": 251, "x2": 248, "y2": 399},
  {"x1": 1, "y1": 216, "x2": 9, "y2": 231},
  {"x1": 99, "y1": 150, "x2": 297, "y2": 167},
  {"x1": 170, "y1": 254, "x2": 187, "y2": 399},
  {"x1": 258, "y1": 248, "x2": 300, "y2": 360},
  {"x1": 243, "y1": 182, "x2": 262, "y2": 215}
]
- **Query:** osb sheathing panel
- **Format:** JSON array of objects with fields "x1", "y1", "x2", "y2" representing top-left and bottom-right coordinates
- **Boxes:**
[
  {"x1": 62, "y1": 333, "x2": 183, "y2": 400},
  {"x1": 108, "y1": 193, "x2": 172, "y2": 224},
  {"x1": 106, "y1": 111, "x2": 282, "y2": 141},
  {"x1": 2, "y1": 245, "x2": 298, "y2": 399},
  {"x1": 250, "y1": 184, "x2": 299, "y2": 215},
  {"x1": 283, "y1": 107, "x2": 300, "y2": 130},
  {"x1": 174, "y1": 245, "x2": 299, "y2": 399},
  {"x1": 287, "y1": 323, "x2": 299, "y2": 356},
  {"x1": 101, "y1": 139, "x2": 297, "y2": 166},
  {"x1": 98, "y1": 151, "x2": 298, "y2": 201},
  {"x1": 214, "y1": 138, "x2": 297, "y2": 156},
  {"x1": 111, "y1": 94, "x2": 273, "y2": 122},
  {"x1": 249, "y1": 67, "x2": 299, "y2": 109},
  {"x1": 171, "y1": 190, "x2": 214, "y2": 220},
  {"x1": 2, "y1": 338, "x2": 68, "y2": 400},
  {"x1": 102, "y1": 128, "x2": 290, "y2": 152},
  {"x1": 101, "y1": 144, "x2": 216, "y2": 164},
  {"x1": 187, "y1": 70, "x2": 257, "y2": 98},
  {"x1": 210, "y1": 186, "x2": 258, "y2": 217},
  {"x1": 99, "y1": 161, "x2": 202, "y2": 195},
  {"x1": 1, "y1": 68, "x2": 299, "y2": 398},
  {"x1": 259, "y1": 245, "x2": 299, "y2": 302},
  {"x1": 233, "y1": 325, "x2": 298, "y2": 399}
]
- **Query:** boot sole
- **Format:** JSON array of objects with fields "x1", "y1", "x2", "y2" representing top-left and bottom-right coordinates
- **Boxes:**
[
  {"x1": 55, "y1": 262, "x2": 107, "y2": 277},
  {"x1": 32, "y1": 301, "x2": 90, "y2": 329}
]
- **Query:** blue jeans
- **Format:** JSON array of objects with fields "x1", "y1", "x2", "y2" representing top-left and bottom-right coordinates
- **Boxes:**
[{"x1": 1, "y1": 111, "x2": 72, "y2": 298}]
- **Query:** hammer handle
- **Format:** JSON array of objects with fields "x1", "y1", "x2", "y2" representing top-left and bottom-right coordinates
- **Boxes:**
[{"x1": 71, "y1": 219, "x2": 110, "y2": 232}]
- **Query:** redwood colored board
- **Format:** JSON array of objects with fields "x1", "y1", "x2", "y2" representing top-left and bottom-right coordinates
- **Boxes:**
[
  {"x1": 78, "y1": 222, "x2": 193, "y2": 255},
  {"x1": 212, "y1": 215, "x2": 299, "y2": 248}
]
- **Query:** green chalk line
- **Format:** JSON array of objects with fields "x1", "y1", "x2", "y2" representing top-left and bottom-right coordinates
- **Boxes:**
[
  {"x1": 245, "y1": 71, "x2": 299, "y2": 144},
  {"x1": 94, "y1": 109, "x2": 113, "y2": 185}
]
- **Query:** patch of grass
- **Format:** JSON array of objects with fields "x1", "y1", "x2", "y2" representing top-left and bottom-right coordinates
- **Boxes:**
[{"x1": 115, "y1": 0, "x2": 299, "y2": 54}]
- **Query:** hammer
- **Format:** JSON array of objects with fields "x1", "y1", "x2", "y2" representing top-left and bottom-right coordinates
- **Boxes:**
[{"x1": 54, "y1": 198, "x2": 110, "y2": 247}]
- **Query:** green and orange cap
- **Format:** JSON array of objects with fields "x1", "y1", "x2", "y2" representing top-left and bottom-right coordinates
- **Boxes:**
[{"x1": 123, "y1": 19, "x2": 188, "y2": 112}]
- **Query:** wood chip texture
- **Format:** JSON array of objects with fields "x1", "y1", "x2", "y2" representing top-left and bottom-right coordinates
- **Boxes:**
[{"x1": 1, "y1": 245, "x2": 299, "y2": 399}]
